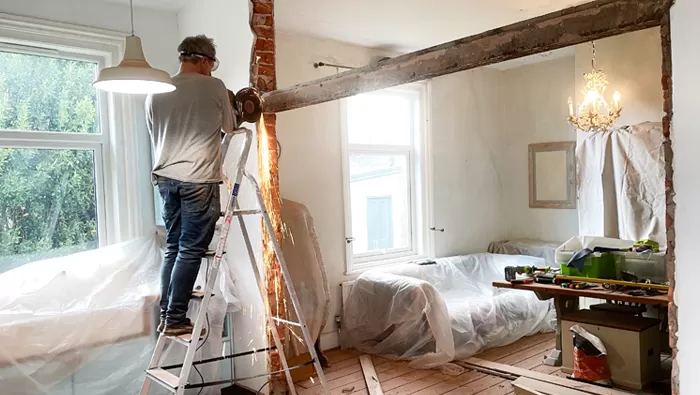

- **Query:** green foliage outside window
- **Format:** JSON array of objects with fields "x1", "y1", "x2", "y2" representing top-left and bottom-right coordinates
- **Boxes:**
[{"x1": 0, "y1": 51, "x2": 100, "y2": 272}]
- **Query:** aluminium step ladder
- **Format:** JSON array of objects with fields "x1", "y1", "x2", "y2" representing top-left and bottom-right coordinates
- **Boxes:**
[{"x1": 140, "y1": 128, "x2": 329, "y2": 395}]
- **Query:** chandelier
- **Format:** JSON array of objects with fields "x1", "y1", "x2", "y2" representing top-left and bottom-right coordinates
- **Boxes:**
[{"x1": 567, "y1": 41, "x2": 622, "y2": 133}]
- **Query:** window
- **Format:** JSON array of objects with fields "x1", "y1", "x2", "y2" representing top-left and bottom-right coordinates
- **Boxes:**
[
  {"x1": 0, "y1": 16, "x2": 140, "y2": 273},
  {"x1": 342, "y1": 85, "x2": 432, "y2": 272}
]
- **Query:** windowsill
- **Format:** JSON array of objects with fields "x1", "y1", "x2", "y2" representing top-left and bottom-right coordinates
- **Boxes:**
[{"x1": 345, "y1": 254, "x2": 431, "y2": 276}]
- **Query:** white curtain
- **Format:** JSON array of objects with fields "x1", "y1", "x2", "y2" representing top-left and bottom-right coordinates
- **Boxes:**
[{"x1": 576, "y1": 122, "x2": 666, "y2": 246}]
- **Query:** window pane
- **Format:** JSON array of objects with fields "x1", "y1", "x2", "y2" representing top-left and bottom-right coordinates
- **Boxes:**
[
  {"x1": 0, "y1": 51, "x2": 99, "y2": 133},
  {"x1": 0, "y1": 148, "x2": 98, "y2": 273},
  {"x1": 349, "y1": 154, "x2": 410, "y2": 255},
  {"x1": 347, "y1": 91, "x2": 413, "y2": 145}
]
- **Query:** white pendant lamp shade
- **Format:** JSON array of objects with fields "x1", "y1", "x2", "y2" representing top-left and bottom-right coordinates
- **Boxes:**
[{"x1": 94, "y1": 36, "x2": 175, "y2": 94}]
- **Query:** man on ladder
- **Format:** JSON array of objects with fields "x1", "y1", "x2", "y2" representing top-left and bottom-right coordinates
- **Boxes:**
[{"x1": 146, "y1": 34, "x2": 233, "y2": 337}]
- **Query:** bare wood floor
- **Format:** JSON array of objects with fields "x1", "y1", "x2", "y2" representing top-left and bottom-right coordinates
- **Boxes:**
[{"x1": 296, "y1": 333, "x2": 560, "y2": 395}]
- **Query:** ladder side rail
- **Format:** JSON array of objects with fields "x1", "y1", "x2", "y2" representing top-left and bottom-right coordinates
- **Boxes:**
[
  {"x1": 236, "y1": 212, "x2": 298, "y2": 395},
  {"x1": 243, "y1": 171, "x2": 330, "y2": 395}
]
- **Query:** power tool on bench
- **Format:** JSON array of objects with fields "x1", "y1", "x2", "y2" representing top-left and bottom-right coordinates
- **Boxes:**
[{"x1": 504, "y1": 265, "x2": 550, "y2": 282}]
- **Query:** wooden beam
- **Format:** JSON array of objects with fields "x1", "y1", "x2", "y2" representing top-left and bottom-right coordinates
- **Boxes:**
[
  {"x1": 457, "y1": 358, "x2": 630, "y2": 395},
  {"x1": 263, "y1": 0, "x2": 672, "y2": 113},
  {"x1": 359, "y1": 355, "x2": 384, "y2": 395}
]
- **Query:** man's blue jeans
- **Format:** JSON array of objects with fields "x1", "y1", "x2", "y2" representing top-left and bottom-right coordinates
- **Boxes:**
[{"x1": 157, "y1": 176, "x2": 220, "y2": 327}]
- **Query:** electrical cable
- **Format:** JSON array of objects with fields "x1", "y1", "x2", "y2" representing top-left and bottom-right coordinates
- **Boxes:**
[{"x1": 256, "y1": 380, "x2": 272, "y2": 395}]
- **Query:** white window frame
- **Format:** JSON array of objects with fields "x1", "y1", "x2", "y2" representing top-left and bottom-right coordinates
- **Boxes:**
[
  {"x1": 0, "y1": 13, "x2": 150, "y2": 248},
  {"x1": 340, "y1": 83, "x2": 433, "y2": 274}
]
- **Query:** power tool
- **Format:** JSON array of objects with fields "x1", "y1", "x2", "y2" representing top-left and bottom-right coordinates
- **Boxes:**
[
  {"x1": 227, "y1": 87, "x2": 263, "y2": 128},
  {"x1": 504, "y1": 265, "x2": 550, "y2": 282}
]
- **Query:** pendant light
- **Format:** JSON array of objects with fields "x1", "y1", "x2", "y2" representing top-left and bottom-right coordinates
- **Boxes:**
[{"x1": 94, "y1": 0, "x2": 175, "y2": 94}]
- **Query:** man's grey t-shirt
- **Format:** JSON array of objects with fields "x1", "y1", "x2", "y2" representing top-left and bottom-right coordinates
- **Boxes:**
[{"x1": 146, "y1": 73, "x2": 234, "y2": 183}]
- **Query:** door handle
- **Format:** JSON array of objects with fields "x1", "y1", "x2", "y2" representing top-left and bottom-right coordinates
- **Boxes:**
[{"x1": 346, "y1": 237, "x2": 355, "y2": 244}]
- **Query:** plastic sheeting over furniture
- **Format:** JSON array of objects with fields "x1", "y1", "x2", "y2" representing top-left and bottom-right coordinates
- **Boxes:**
[
  {"x1": 280, "y1": 198, "x2": 331, "y2": 357},
  {"x1": 487, "y1": 239, "x2": 561, "y2": 266},
  {"x1": 341, "y1": 253, "x2": 555, "y2": 368},
  {"x1": 0, "y1": 235, "x2": 237, "y2": 395}
]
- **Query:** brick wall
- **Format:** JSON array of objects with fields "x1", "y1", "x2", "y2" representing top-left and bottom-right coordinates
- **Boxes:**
[{"x1": 249, "y1": 0, "x2": 285, "y2": 392}]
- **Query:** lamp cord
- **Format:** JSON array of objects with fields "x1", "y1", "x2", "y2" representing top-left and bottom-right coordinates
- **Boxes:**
[
  {"x1": 591, "y1": 41, "x2": 596, "y2": 70},
  {"x1": 129, "y1": 0, "x2": 135, "y2": 36}
]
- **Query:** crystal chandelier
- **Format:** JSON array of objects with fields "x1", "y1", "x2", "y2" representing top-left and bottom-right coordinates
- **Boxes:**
[{"x1": 567, "y1": 42, "x2": 621, "y2": 132}]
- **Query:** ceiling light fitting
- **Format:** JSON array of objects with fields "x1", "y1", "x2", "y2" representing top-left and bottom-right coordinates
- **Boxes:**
[
  {"x1": 567, "y1": 41, "x2": 621, "y2": 133},
  {"x1": 93, "y1": 0, "x2": 175, "y2": 94}
]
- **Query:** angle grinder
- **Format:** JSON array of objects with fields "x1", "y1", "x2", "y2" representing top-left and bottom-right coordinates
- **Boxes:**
[{"x1": 227, "y1": 87, "x2": 263, "y2": 128}]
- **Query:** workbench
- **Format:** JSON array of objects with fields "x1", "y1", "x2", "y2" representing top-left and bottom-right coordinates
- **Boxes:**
[{"x1": 492, "y1": 281, "x2": 669, "y2": 366}]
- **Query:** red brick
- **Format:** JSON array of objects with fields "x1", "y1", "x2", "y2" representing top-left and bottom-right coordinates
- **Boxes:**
[
  {"x1": 253, "y1": 2, "x2": 273, "y2": 14},
  {"x1": 257, "y1": 64, "x2": 275, "y2": 77},
  {"x1": 253, "y1": 25, "x2": 274, "y2": 39},
  {"x1": 253, "y1": 14, "x2": 273, "y2": 27},
  {"x1": 256, "y1": 52, "x2": 275, "y2": 65},
  {"x1": 255, "y1": 38, "x2": 275, "y2": 52}
]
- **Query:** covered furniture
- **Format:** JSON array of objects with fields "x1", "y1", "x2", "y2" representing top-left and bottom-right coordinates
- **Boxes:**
[{"x1": 341, "y1": 253, "x2": 555, "y2": 368}]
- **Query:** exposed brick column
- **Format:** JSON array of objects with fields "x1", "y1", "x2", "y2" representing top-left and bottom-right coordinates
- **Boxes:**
[
  {"x1": 660, "y1": 13, "x2": 678, "y2": 395},
  {"x1": 249, "y1": 0, "x2": 285, "y2": 392}
]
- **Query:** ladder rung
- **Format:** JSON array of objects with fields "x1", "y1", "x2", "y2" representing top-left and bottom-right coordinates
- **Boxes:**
[
  {"x1": 233, "y1": 209, "x2": 261, "y2": 216},
  {"x1": 166, "y1": 333, "x2": 192, "y2": 346},
  {"x1": 271, "y1": 316, "x2": 302, "y2": 327},
  {"x1": 204, "y1": 250, "x2": 225, "y2": 257},
  {"x1": 146, "y1": 368, "x2": 179, "y2": 391},
  {"x1": 220, "y1": 209, "x2": 261, "y2": 217},
  {"x1": 191, "y1": 290, "x2": 214, "y2": 299}
]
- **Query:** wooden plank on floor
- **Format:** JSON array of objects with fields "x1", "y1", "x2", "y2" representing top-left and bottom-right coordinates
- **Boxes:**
[
  {"x1": 299, "y1": 359, "x2": 395, "y2": 395},
  {"x1": 512, "y1": 377, "x2": 588, "y2": 395},
  {"x1": 460, "y1": 358, "x2": 629, "y2": 395},
  {"x1": 477, "y1": 334, "x2": 555, "y2": 362},
  {"x1": 360, "y1": 355, "x2": 385, "y2": 395}
]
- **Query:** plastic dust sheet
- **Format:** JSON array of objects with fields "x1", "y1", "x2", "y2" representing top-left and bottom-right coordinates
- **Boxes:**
[
  {"x1": 0, "y1": 235, "x2": 238, "y2": 395},
  {"x1": 341, "y1": 253, "x2": 555, "y2": 368}
]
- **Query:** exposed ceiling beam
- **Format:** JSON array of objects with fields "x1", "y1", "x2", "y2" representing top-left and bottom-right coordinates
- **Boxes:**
[{"x1": 262, "y1": 0, "x2": 672, "y2": 113}]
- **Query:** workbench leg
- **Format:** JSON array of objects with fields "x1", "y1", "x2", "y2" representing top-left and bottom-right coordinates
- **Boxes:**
[{"x1": 543, "y1": 295, "x2": 579, "y2": 367}]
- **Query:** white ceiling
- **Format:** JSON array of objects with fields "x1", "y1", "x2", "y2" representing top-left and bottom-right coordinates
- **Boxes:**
[
  {"x1": 275, "y1": 0, "x2": 591, "y2": 52},
  {"x1": 105, "y1": 0, "x2": 590, "y2": 52}
]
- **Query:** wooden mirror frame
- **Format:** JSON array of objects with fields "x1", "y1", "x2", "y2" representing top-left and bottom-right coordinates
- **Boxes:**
[{"x1": 528, "y1": 142, "x2": 577, "y2": 209}]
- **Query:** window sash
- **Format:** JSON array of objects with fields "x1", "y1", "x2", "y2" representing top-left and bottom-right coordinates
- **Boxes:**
[
  {"x1": 0, "y1": 14, "x2": 137, "y2": 250},
  {"x1": 342, "y1": 84, "x2": 429, "y2": 273}
]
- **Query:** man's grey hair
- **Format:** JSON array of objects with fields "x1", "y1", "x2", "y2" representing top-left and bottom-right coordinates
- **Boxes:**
[{"x1": 178, "y1": 35, "x2": 216, "y2": 63}]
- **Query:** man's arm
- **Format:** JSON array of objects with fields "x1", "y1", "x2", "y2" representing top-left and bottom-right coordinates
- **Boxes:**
[{"x1": 216, "y1": 80, "x2": 235, "y2": 133}]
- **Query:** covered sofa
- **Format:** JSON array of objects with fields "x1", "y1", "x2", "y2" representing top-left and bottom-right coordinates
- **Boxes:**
[{"x1": 340, "y1": 253, "x2": 555, "y2": 368}]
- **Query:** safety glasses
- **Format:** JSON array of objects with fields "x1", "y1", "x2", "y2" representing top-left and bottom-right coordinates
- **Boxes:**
[{"x1": 180, "y1": 52, "x2": 219, "y2": 71}]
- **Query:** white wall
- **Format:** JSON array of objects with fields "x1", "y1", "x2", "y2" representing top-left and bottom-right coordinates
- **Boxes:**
[
  {"x1": 430, "y1": 67, "x2": 507, "y2": 256},
  {"x1": 177, "y1": 0, "x2": 267, "y2": 391},
  {"x1": 501, "y1": 56, "x2": 579, "y2": 242},
  {"x1": 671, "y1": 0, "x2": 700, "y2": 392},
  {"x1": 574, "y1": 28, "x2": 663, "y2": 128},
  {"x1": 276, "y1": 32, "x2": 395, "y2": 349}
]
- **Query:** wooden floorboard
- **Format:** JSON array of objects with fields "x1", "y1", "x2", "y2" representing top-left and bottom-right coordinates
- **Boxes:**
[{"x1": 302, "y1": 334, "x2": 560, "y2": 395}]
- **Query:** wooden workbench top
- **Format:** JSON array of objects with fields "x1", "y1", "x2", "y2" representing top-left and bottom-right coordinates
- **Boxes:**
[{"x1": 493, "y1": 281, "x2": 670, "y2": 306}]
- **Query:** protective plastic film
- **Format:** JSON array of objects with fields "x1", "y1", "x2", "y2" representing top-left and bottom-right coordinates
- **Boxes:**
[
  {"x1": 340, "y1": 254, "x2": 555, "y2": 368},
  {"x1": 0, "y1": 235, "x2": 239, "y2": 395}
]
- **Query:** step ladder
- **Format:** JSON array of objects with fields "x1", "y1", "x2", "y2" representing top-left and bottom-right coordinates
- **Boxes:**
[{"x1": 140, "y1": 128, "x2": 329, "y2": 395}]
